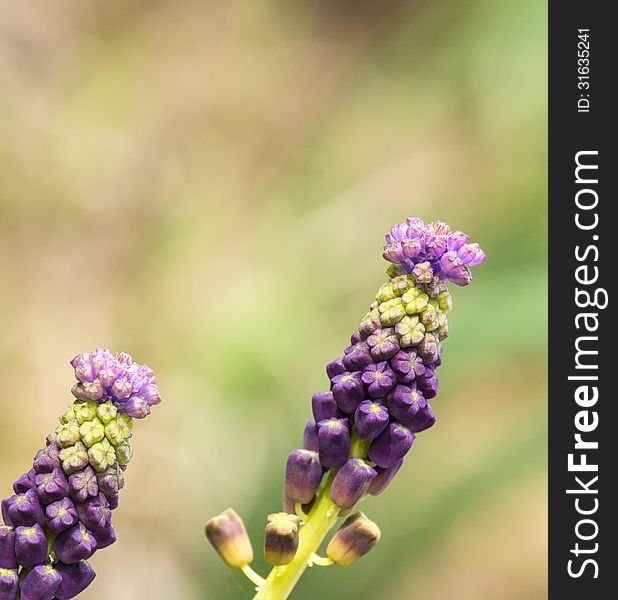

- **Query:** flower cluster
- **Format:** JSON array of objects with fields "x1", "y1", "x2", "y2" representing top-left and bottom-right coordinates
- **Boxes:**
[
  {"x1": 204, "y1": 217, "x2": 485, "y2": 599},
  {"x1": 383, "y1": 217, "x2": 486, "y2": 286},
  {"x1": 1, "y1": 350, "x2": 160, "y2": 600}
]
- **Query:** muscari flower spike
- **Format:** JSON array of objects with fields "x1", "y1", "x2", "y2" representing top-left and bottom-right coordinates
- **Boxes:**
[
  {"x1": 204, "y1": 217, "x2": 485, "y2": 599},
  {"x1": 0, "y1": 349, "x2": 161, "y2": 600}
]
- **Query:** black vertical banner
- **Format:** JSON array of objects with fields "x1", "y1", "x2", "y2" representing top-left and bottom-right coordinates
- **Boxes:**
[{"x1": 549, "y1": 2, "x2": 614, "y2": 599}]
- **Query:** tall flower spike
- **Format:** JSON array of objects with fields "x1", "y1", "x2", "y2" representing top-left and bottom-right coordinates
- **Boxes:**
[
  {"x1": 0, "y1": 349, "x2": 161, "y2": 599},
  {"x1": 204, "y1": 217, "x2": 484, "y2": 599}
]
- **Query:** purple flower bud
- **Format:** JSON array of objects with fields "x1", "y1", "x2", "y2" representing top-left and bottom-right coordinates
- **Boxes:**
[
  {"x1": 35, "y1": 468, "x2": 69, "y2": 505},
  {"x1": 33, "y1": 444, "x2": 60, "y2": 474},
  {"x1": 302, "y1": 421, "x2": 319, "y2": 453},
  {"x1": 0, "y1": 500, "x2": 12, "y2": 528},
  {"x1": 284, "y1": 450, "x2": 322, "y2": 504},
  {"x1": 124, "y1": 396, "x2": 151, "y2": 419},
  {"x1": 326, "y1": 512, "x2": 381, "y2": 566},
  {"x1": 350, "y1": 332, "x2": 362, "y2": 345},
  {"x1": 447, "y1": 231, "x2": 469, "y2": 251},
  {"x1": 20, "y1": 564, "x2": 62, "y2": 600},
  {"x1": 6, "y1": 491, "x2": 45, "y2": 528},
  {"x1": 325, "y1": 357, "x2": 346, "y2": 379},
  {"x1": 391, "y1": 349, "x2": 426, "y2": 384},
  {"x1": 330, "y1": 372, "x2": 366, "y2": 413},
  {"x1": 68, "y1": 467, "x2": 98, "y2": 504},
  {"x1": 400, "y1": 404, "x2": 437, "y2": 433},
  {"x1": 45, "y1": 498, "x2": 78, "y2": 535},
  {"x1": 386, "y1": 385, "x2": 426, "y2": 421},
  {"x1": 54, "y1": 561, "x2": 96, "y2": 600},
  {"x1": 317, "y1": 419, "x2": 350, "y2": 468},
  {"x1": 204, "y1": 508, "x2": 253, "y2": 569},
  {"x1": 361, "y1": 362, "x2": 395, "y2": 398},
  {"x1": 457, "y1": 242, "x2": 486, "y2": 266},
  {"x1": 0, "y1": 527, "x2": 17, "y2": 569},
  {"x1": 342, "y1": 343, "x2": 373, "y2": 372},
  {"x1": 0, "y1": 568, "x2": 19, "y2": 600},
  {"x1": 354, "y1": 401, "x2": 389, "y2": 440},
  {"x1": 383, "y1": 242, "x2": 404, "y2": 263},
  {"x1": 416, "y1": 366, "x2": 438, "y2": 399},
  {"x1": 14, "y1": 524, "x2": 48, "y2": 567},
  {"x1": 330, "y1": 459, "x2": 376, "y2": 509},
  {"x1": 418, "y1": 332, "x2": 441, "y2": 363},
  {"x1": 76, "y1": 494, "x2": 111, "y2": 534},
  {"x1": 13, "y1": 469, "x2": 37, "y2": 494},
  {"x1": 366, "y1": 328, "x2": 400, "y2": 361},
  {"x1": 96, "y1": 467, "x2": 123, "y2": 500},
  {"x1": 311, "y1": 392, "x2": 343, "y2": 422},
  {"x1": 264, "y1": 513, "x2": 300, "y2": 566},
  {"x1": 412, "y1": 261, "x2": 433, "y2": 284},
  {"x1": 53, "y1": 524, "x2": 97, "y2": 564},
  {"x1": 367, "y1": 459, "x2": 404, "y2": 495},
  {"x1": 368, "y1": 423, "x2": 415, "y2": 468},
  {"x1": 92, "y1": 524, "x2": 116, "y2": 550}
]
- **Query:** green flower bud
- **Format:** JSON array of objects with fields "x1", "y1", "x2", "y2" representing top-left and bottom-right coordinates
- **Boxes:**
[
  {"x1": 96, "y1": 402, "x2": 118, "y2": 424},
  {"x1": 79, "y1": 419, "x2": 105, "y2": 448},
  {"x1": 390, "y1": 275, "x2": 415, "y2": 296},
  {"x1": 60, "y1": 406, "x2": 77, "y2": 424},
  {"x1": 378, "y1": 299, "x2": 406, "y2": 326},
  {"x1": 59, "y1": 442, "x2": 89, "y2": 475},
  {"x1": 115, "y1": 442, "x2": 133, "y2": 467},
  {"x1": 105, "y1": 419, "x2": 130, "y2": 447},
  {"x1": 436, "y1": 291, "x2": 453, "y2": 312},
  {"x1": 205, "y1": 508, "x2": 254, "y2": 569},
  {"x1": 74, "y1": 401, "x2": 99, "y2": 425},
  {"x1": 264, "y1": 512, "x2": 300, "y2": 566},
  {"x1": 55, "y1": 422, "x2": 81, "y2": 448},
  {"x1": 419, "y1": 305, "x2": 439, "y2": 331},
  {"x1": 326, "y1": 512, "x2": 381, "y2": 567},
  {"x1": 88, "y1": 439, "x2": 116, "y2": 472},
  {"x1": 394, "y1": 316, "x2": 425, "y2": 347},
  {"x1": 402, "y1": 288, "x2": 429, "y2": 314},
  {"x1": 375, "y1": 282, "x2": 396, "y2": 303}
]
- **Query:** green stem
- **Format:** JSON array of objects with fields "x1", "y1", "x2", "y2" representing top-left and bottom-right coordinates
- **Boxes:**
[{"x1": 252, "y1": 433, "x2": 370, "y2": 600}]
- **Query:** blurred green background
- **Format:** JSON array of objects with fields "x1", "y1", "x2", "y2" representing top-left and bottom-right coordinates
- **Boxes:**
[{"x1": 0, "y1": 0, "x2": 546, "y2": 598}]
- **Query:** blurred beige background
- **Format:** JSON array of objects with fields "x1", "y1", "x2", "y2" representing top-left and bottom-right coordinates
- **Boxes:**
[{"x1": 0, "y1": 1, "x2": 546, "y2": 598}]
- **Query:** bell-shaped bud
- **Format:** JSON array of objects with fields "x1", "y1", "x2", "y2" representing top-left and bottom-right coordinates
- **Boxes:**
[
  {"x1": 330, "y1": 459, "x2": 376, "y2": 509},
  {"x1": 44, "y1": 498, "x2": 78, "y2": 535},
  {"x1": 367, "y1": 459, "x2": 404, "y2": 496},
  {"x1": 302, "y1": 421, "x2": 319, "y2": 453},
  {"x1": 368, "y1": 423, "x2": 415, "y2": 468},
  {"x1": 317, "y1": 419, "x2": 350, "y2": 468},
  {"x1": 33, "y1": 444, "x2": 61, "y2": 474},
  {"x1": 311, "y1": 392, "x2": 343, "y2": 422},
  {"x1": 34, "y1": 468, "x2": 69, "y2": 505},
  {"x1": 400, "y1": 404, "x2": 436, "y2": 433},
  {"x1": 14, "y1": 524, "x2": 48, "y2": 567},
  {"x1": 331, "y1": 372, "x2": 366, "y2": 413},
  {"x1": 0, "y1": 527, "x2": 17, "y2": 570},
  {"x1": 68, "y1": 466, "x2": 99, "y2": 503},
  {"x1": 54, "y1": 561, "x2": 96, "y2": 600},
  {"x1": 7, "y1": 491, "x2": 45, "y2": 528},
  {"x1": 264, "y1": 512, "x2": 300, "y2": 566},
  {"x1": 0, "y1": 568, "x2": 19, "y2": 600},
  {"x1": 285, "y1": 450, "x2": 322, "y2": 503},
  {"x1": 326, "y1": 358, "x2": 346, "y2": 379},
  {"x1": 386, "y1": 385, "x2": 426, "y2": 421},
  {"x1": 326, "y1": 512, "x2": 381, "y2": 566},
  {"x1": 53, "y1": 523, "x2": 98, "y2": 564},
  {"x1": 20, "y1": 564, "x2": 62, "y2": 600},
  {"x1": 92, "y1": 523, "x2": 116, "y2": 550},
  {"x1": 204, "y1": 508, "x2": 254, "y2": 569},
  {"x1": 13, "y1": 469, "x2": 37, "y2": 495},
  {"x1": 354, "y1": 401, "x2": 389, "y2": 441}
]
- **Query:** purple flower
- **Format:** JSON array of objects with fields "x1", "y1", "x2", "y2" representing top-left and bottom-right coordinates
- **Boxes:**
[
  {"x1": 368, "y1": 423, "x2": 415, "y2": 468},
  {"x1": 354, "y1": 401, "x2": 389, "y2": 441},
  {"x1": 325, "y1": 357, "x2": 346, "y2": 379},
  {"x1": 284, "y1": 450, "x2": 323, "y2": 504},
  {"x1": 20, "y1": 564, "x2": 62, "y2": 600},
  {"x1": 54, "y1": 561, "x2": 96, "y2": 600},
  {"x1": 35, "y1": 468, "x2": 69, "y2": 505},
  {"x1": 316, "y1": 419, "x2": 350, "y2": 468},
  {"x1": 0, "y1": 568, "x2": 19, "y2": 600},
  {"x1": 330, "y1": 372, "x2": 366, "y2": 413},
  {"x1": 53, "y1": 523, "x2": 97, "y2": 564},
  {"x1": 326, "y1": 512, "x2": 381, "y2": 566},
  {"x1": 303, "y1": 421, "x2": 319, "y2": 453},
  {"x1": 417, "y1": 332, "x2": 440, "y2": 364},
  {"x1": 92, "y1": 523, "x2": 116, "y2": 550},
  {"x1": 366, "y1": 328, "x2": 400, "y2": 361},
  {"x1": 45, "y1": 498, "x2": 78, "y2": 535},
  {"x1": 416, "y1": 366, "x2": 439, "y2": 399},
  {"x1": 311, "y1": 392, "x2": 343, "y2": 422},
  {"x1": 33, "y1": 444, "x2": 60, "y2": 474},
  {"x1": 361, "y1": 362, "x2": 395, "y2": 398},
  {"x1": 342, "y1": 342, "x2": 373, "y2": 372},
  {"x1": 367, "y1": 459, "x2": 404, "y2": 496},
  {"x1": 330, "y1": 459, "x2": 376, "y2": 509},
  {"x1": 76, "y1": 494, "x2": 112, "y2": 534},
  {"x1": 96, "y1": 467, "x2": 123, "y2": 500},
  {"x1": 400, "y1": 404, "x2": 437, "y2": 433},
  {"x1": 0, "y1": 526, "x2": 17, "y2": 570},
  {"x1": 391, "y1": 349, "x2": 426, "y2": 384},
  {"x1": 68, "y1": 467, "x2": 99, "y2": 504},
  {"x1": 386, "y1": 385, "x2": 427, "y2": 421},
  {"x1": 12, "y1": 469, "x2": 36, "y2": 494},
  {"x1": 6, "y1": 491, "x2": 45, "y2": 528},
  {"x1": 14, "y1": 524, "x2": 48, "y2": 567}
]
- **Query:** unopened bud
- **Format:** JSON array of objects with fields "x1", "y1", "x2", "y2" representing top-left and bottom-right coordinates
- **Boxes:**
[
  {"x1": 204, "y1": 508, "x2": 254, "y2": 569},
  {"x1": 264, "y1": 513, "x2": 300, "y2": 566},
  {"x1": 326, "y1": 512, "x2": 381, "y2": 566}
]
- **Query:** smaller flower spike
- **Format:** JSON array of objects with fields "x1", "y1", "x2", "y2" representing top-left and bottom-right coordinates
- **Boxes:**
[
  {"x1": 285, "y1": 450, "x2": 322, "y2": 504},
  {"x1": 330, "y1": 459, "x2": 376, "y2": 509},
  {"x1": 54, "y1": 561, "x2": 96, "y2": 600},
  {"x1": 0, "y1": 568, "x2": 19, "y2": 600},
  {"x1": 204, "y1": 509, "x2": 254, "y2": 569},
  {"x1": 317, "y1": 419, "x2": 350, "y2": 468},
  {"x1": 326, "y1": 512, "x2": 381, "y2": 567},
  {"x1": 264, "y1": 513, "x2": 300, "y2": 566},
  {"x1": 368, "y1": 423, "x2": 415, "y2": 468},
  {"x1": 367, "y1": 459, "x2": 404, "y2": 496},
  {"x1": 19, "y1": 564, "x2": 62, "y2": 600}
]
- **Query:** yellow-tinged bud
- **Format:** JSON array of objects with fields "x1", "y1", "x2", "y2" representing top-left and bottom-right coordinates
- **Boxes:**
[
  {"x1": 264, "y1": 512, "x2": 301, "y2": 566},
  {"x1": 205, "y1": 508, "x2": 254, "y2": 569},
  {"x1": 326, "y1": 512, "x2": 381, "y2": 567}
]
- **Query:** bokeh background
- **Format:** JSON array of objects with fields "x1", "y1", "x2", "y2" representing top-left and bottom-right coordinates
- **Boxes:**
[{"x1": 0, "y1": 1, "x2": 547, "y2": 598}]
